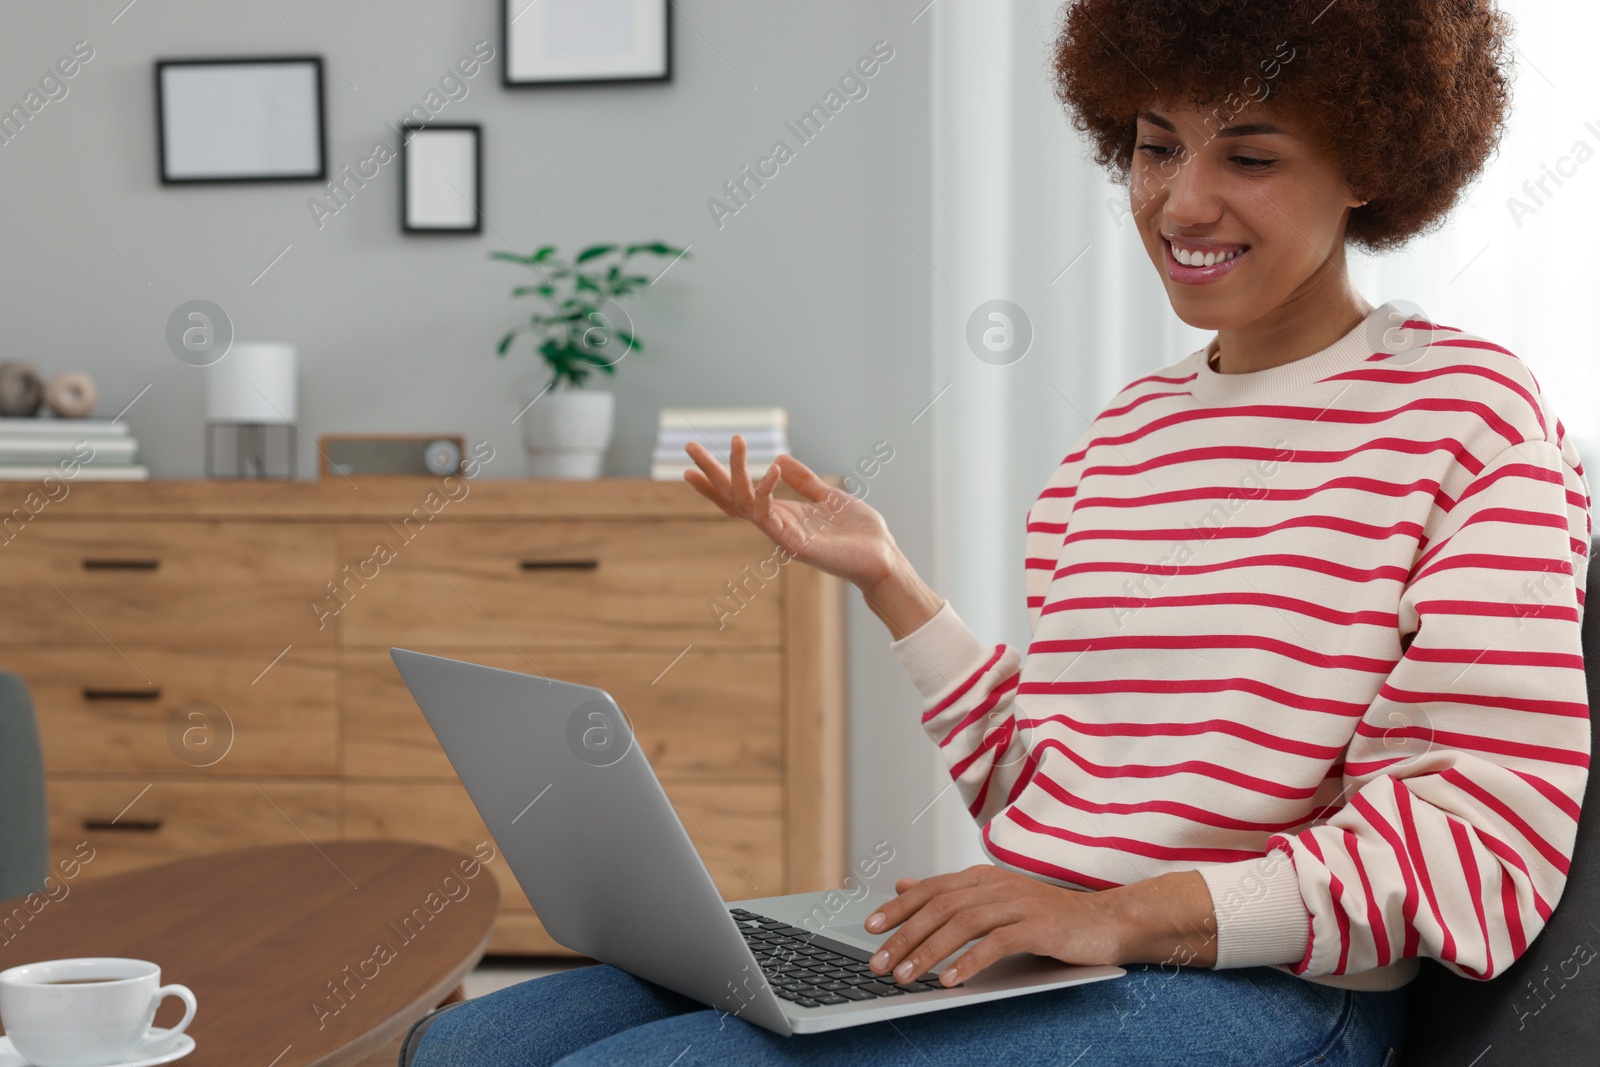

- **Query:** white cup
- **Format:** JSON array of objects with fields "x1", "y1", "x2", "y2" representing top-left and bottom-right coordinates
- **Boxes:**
[{"x1": 0, "y1": 958, "x2": 196, "y2": 1067}]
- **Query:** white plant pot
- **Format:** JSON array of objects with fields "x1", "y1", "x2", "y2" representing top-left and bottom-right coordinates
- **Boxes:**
[{"x1": 520, "y1": 387, "x2": 615, "y2": 479}]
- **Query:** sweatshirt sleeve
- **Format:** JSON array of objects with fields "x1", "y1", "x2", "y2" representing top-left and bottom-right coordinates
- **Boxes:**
[
  {"x1": 1198, "y1": 437, "x2": 1593, "y2": 979},
  {"x1": 887, "y1": 438, "x2": 1092, "y2": 827},
  {"x1": 889, "y1": 601, "x2": 1024, "y2": 827}
]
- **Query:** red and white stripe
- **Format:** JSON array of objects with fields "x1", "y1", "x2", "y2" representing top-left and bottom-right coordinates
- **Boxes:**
[{"x1": 895, "y1": 311, "x2": 1592, "y2": 988}]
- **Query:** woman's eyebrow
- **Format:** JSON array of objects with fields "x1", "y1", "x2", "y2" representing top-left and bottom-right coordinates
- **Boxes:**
[
  {"x1": 1137, "y1": 111, "x2": 1292, "y2": 138},
  {"x1": 1216, "y1": 121, "x2": 1290, "y2": 137}
]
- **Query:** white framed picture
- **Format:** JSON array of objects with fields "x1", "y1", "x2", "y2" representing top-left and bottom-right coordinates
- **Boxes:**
[
  {"x1": 503, "y1": 0, "x2": 671, "y2": 86},
  {"x1": 401, "y1": 124, "x2": 482, "y2": 234},
  {"x1": 156, "y1": 55, "x2": 325, "y2": 183}
]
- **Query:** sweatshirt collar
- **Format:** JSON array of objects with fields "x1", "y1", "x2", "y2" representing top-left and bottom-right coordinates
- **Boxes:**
[{"x1": 1188, "y1": 302, "x2": 1402, "y2": 407}]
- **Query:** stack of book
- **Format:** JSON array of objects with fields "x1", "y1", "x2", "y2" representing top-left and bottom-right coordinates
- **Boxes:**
[
  {"x1": 651, "y1": 407, "x2": 789, "y2": 481},
  {"x1": 0, "y1": 418, "x2": 149, "y2": 481}
]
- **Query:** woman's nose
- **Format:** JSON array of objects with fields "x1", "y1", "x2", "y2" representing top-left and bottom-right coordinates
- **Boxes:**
[{"x1": 1160, "y1": 153, "x2": 1226, "y2": 224}]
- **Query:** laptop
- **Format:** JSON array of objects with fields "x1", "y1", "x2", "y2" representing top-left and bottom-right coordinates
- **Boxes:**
[{"x1": 390, "y1": 648, "x2": 1124, "y2": 1034}]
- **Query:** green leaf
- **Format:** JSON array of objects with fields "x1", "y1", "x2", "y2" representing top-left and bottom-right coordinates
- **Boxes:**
[
  {"x1": 494, "y1": 240, "x2": 689, "y2": 385},
  {"x1": 491, "y1": 246, "x2": 565, "y2": 267},
  {"x1": 624, "y1": 242, "x2": 686, "y2": 258}
]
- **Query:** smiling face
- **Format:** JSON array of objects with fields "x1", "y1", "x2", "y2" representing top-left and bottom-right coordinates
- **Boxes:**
[{"x1": 1130, "y1": 99, "x2": 1366, "y2": 333}]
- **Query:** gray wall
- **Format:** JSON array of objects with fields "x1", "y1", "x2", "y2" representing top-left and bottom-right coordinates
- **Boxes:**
[{"x1": 1, "y1": 2, "x2": 943, "y2": 884}]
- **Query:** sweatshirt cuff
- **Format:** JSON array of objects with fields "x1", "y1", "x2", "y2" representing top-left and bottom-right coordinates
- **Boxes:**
[
  {"x1": 1197, "y1": 851, "x2": 1311, "y2": 969},
  {"x1": 888, "y1": 601, "x2": 993, "y2": 701}
]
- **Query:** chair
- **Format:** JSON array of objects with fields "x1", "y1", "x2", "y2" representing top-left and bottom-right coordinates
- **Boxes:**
[
  {"x1": 1401, "y1": 540, "x2": 1600, "y2": 1063},
  {"x1": 0, "y1": 670, "x2": 49, "y2": 901}
]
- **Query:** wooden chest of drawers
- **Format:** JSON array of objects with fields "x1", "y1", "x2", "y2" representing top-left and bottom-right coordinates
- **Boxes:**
[{"x1": 0, "y1": 478, "x2": 846, "y2": 954}]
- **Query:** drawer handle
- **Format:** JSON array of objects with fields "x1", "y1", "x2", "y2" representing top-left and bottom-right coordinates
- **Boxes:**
[
  {"x1": 82, "y1": 687, "x2": 163, "y2": 701},
  {"x1": 519, "y1": 559, "x2": 600, "y2": 572},
  {"x1": 82, "y1": 818, "x2": 163, "y2": 832},
  {"x1": 81, "y1": 558, "x2": 160, "y2": 571}
]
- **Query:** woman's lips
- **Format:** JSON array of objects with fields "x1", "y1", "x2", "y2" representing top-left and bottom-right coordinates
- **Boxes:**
[{"x1": 1164, "y1": 239, "x2": 1250, "y2": 285}]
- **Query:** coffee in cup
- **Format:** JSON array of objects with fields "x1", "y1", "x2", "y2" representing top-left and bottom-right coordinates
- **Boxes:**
[{"x1": 0, "y1": 958, "x2": 196, "y2": 1067}]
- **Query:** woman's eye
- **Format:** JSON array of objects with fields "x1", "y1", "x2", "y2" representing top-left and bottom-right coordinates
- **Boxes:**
[
  {"x1": 1233, "y1": 156, "x2": 1275, "y2": 170},
  {"x1": 1136, "y1": 143, "x2": 1175, "y2": 158}
]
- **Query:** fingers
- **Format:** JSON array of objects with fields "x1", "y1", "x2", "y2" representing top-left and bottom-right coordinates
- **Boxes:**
[
  {"x1": 868, "y1": 881, "x2": 985, "y2": 970},
  {"x1": 775, "y1": 453, "x2": 842, "y2": 508},
  {"x1": 686, "y1": 438, "x2": 791, "y2": 534},
  {"x1": 730, "y1": 434, "x2": 754, "y2": 512},
  {"x1": 865, "y1": 869, "x2": 980, "y2": 935},
  {"x1": 682, "y1": 468, "x2": 740, "y2": 520},
  {"x1": 684, "y1": 441, "x2": 732, "y2": 500},
  {"x1": 750, "y1": 462, "x2": 781, "y2": 525},
  {"x1": 875, "y1": 899, "x2": 1022, "y2": 986},
  {"x1": 686, "y1": 441, "x2": 832, "y2": 561},
  {"x1": 938, "y1": 924, "x2": 1025, "y2": 986},
  {"x1": 687, "y1": 441, "x2": 832, "y2": 515}
]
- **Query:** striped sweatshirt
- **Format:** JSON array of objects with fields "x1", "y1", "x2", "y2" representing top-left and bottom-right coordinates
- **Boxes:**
[{"x1": 892, "y1": 302, "x2": 1592, "y2": 991}]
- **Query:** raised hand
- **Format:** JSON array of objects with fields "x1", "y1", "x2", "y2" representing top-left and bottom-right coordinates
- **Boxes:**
[
  {"x1": 682, "y1": 435, "x2": 945, "y2": 638},
  {"x1": 682, "y1": 435, "x2": 898, "y2": 589}
]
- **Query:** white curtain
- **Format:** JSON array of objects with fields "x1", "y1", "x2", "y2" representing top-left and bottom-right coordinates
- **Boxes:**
[{"x1": 924, "y1": 0, "x2": 1596, "y2": 871}]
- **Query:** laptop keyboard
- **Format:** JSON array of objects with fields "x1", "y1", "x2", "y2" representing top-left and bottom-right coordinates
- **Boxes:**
[{"x1": 729, "y1": 907, "x2": 957, "y2": 1008}]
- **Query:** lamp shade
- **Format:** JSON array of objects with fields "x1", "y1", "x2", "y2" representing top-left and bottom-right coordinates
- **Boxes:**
[{"x1": 205, "y1": 342, "x2": 297, "y2": 424}]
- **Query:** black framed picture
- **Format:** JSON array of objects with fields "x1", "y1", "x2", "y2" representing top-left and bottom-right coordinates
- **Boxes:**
[
  {"x1": 155, "y1": 55, "x2": 326, "y2": 184},
  {"x1": 400, "y1": 123, "x2": 482, "y2": 234},
  {"x1": 502, "y1": 0, "x2": 671, "y2": 87}
]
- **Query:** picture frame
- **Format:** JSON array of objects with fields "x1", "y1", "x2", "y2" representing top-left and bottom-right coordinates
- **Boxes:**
[
  {"x1": 400, "y1": 122, "x2": 483, "y2": 234},
  {"x1": 155, "y1": 55, "x2": 326, "y2": 184},
  {"x1": 502, "y1": 0, "x2": 671, "y2": 87}
]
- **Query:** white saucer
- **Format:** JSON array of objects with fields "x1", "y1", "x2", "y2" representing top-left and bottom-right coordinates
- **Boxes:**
[{"x1": 0, "y1": 1032, "x2": 195, "y2": 1067}]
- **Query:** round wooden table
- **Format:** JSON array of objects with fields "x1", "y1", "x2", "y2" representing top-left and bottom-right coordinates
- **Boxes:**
[{"x1": 0, "y1": 841, "x2": 499, "y2": 1067}]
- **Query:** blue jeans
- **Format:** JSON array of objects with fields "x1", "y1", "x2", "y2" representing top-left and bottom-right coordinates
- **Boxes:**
[{"x1": 407, "y1": 961, "x2": 1407, "y2": 1065}]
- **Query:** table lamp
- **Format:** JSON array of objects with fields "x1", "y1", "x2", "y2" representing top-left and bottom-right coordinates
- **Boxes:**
[{"x1": 204, "y1": 341, "x2": 298, "y2": 478}]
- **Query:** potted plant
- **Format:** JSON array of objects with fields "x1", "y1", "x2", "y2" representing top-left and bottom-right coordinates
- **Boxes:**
[{"x1": 491, "y1": 242, "x2": 689, "y2": 478}]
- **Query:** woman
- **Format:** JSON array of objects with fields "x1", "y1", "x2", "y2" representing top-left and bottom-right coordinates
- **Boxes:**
[{"x1": 408, "y1": 1, "x2": 1590, "y2": 1063}]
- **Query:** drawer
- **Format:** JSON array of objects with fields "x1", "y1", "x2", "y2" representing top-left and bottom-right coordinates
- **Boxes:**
[
  {"x1": 342, "y1": 782, "x2": 531, "y2": 910},
  {"x1": 0, "y1": 522, "x2": 337, "y2": 646},
  {"x1": 489, "y1": 911, "x2": 577, "y2": 956},
  {"x1": 4, "y1": 647, "x2": 337, "y2": 776},
  {"x1": 341, "y1": 648, "x2": 782, "y2": 779},
  {"x1": 49, "y1": 778, "x2": 338, "y2": 881},
  {"x1": 342, "y1": 781, "x2": 785, "y2": 909},
  {"x1": 333, "y1": 521, "x2": 781, "y2": 648}
]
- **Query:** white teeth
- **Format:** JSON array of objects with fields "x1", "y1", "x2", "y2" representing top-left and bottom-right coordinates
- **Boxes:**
[{"x1": 1172, "y1": 243, "x2": 1245, "y2": 267}]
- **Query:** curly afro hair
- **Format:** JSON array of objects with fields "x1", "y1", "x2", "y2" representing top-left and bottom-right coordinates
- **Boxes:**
[{"x1": 1051, "y1": 0, "x2": 1516, "y2": 254}]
